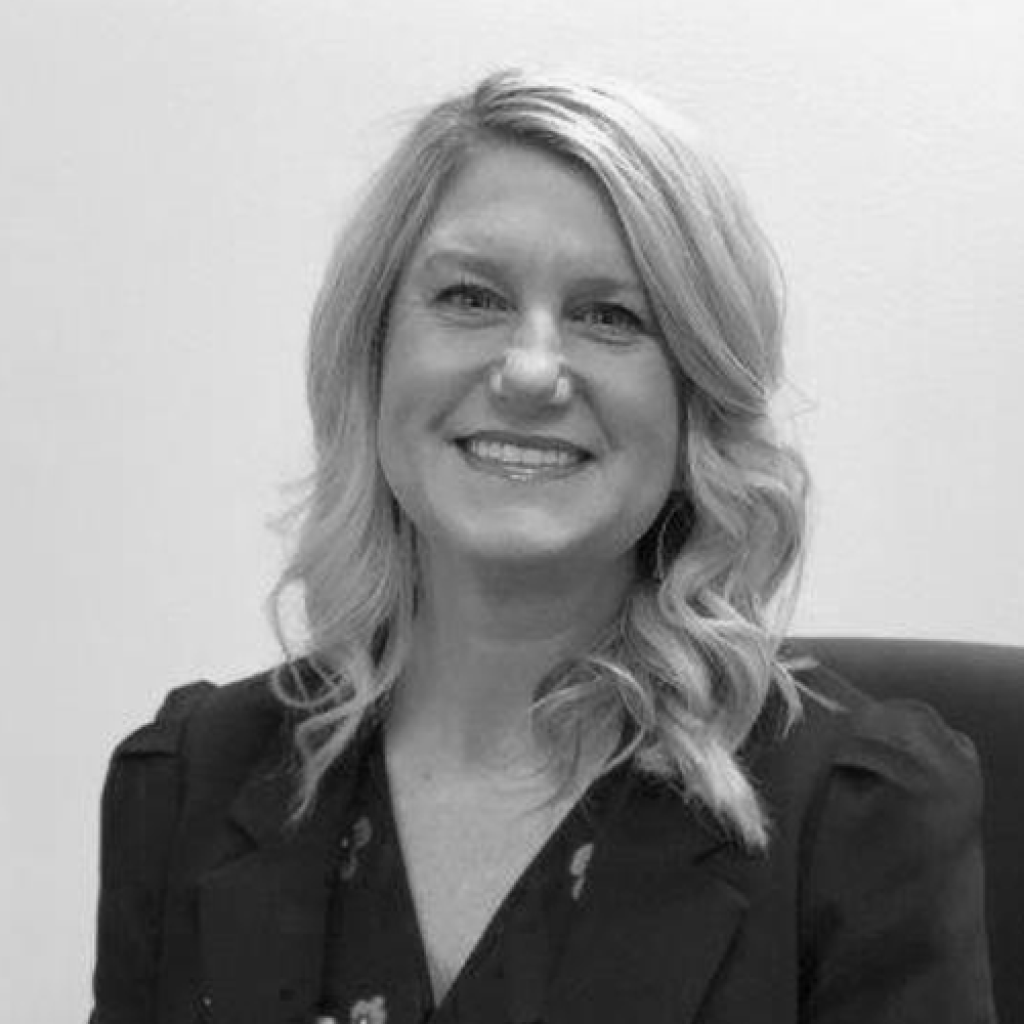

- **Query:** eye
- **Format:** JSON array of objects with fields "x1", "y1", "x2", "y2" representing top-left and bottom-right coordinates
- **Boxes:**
[
  {"x1": 435, "y1": 281, "x2": 507, "y2": 314},
  {"x1": 574, "y1": 302, "x2": 648, "y2": 340}
]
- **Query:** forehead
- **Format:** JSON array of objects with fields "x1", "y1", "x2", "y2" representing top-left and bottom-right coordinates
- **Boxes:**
[{"x1": 411, "y1": 144, "x2": 639, "y2": 280}]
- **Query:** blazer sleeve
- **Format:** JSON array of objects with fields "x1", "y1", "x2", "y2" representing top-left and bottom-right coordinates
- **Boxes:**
[
  {"x1": 88, "y1": 681, "x2": 217, "y2": 1024},
  {"x1": 799, "y1": 698, "x2": 997, "y2": 1024}
]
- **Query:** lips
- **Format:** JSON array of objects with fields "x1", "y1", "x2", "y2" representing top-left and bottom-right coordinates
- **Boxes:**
[
  {"x1": 454, "y1": 431, "x2": 593, "y2": 479},
  {"x1": 455, "y1": 431, "x2": 592, "y2": 459},
  {"x1": 465, "y1": 438, "x2": 584, "y2": 468}
]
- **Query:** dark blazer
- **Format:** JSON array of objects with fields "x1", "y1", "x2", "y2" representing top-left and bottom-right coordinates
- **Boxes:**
[{"x1": 89, "y1": 662, "x2": 997, "y2": 1024}]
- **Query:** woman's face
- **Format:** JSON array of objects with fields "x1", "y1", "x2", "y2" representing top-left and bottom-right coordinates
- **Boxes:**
[{"x1": 377, "y1": 144, "x2": 681, "y2": 580}]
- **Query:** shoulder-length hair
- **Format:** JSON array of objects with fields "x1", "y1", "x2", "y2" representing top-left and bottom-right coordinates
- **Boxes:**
[{"x1": 269, "y1": 68, "x2": 809, "y2": 849}]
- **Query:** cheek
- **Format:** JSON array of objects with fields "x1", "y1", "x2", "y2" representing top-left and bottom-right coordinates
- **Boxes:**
[
  {"x1": 376, "y1": 387, "x2": 428, "y2": 538},
  {"x1": 374, "y1": 326, "x2": 469, "y2": 501},
  {"x1": 377, "y1": 318, "x2": 433, "y2": 445},
  {"x1": 621, "y1": 366, "x2": 684, "y2": 567},
  {"x1": 376, "y1": 342, "x2": 418, "y2": 494},
  {"x1": 624, "y1": 358, "x2": 683, "y2": 480}
]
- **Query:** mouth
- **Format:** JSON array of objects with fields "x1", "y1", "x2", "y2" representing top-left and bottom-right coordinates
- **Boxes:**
[{"x1": 453, "y1": 432, "x2": 593, "y2": 481}]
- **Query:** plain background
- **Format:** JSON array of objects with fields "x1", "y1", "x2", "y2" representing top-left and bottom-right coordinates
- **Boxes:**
[{"x1": 2, "y1": 0, "x2": 1022, "y2": 1018}]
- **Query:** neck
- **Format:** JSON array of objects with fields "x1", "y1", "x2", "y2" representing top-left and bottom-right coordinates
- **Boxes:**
[{"x1": 385, "y1": 547, "x2": 634, "y2": 778}]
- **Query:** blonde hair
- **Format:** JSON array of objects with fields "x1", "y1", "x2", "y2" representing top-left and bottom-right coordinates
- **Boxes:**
[{"x1": 269, "y1": 69, "x2": 809, "y2": 848}]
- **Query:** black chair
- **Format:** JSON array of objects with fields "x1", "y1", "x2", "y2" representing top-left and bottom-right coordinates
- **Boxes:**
[{"x1": 795, "y1": 637, "x2": 1024, "y2": 1024}]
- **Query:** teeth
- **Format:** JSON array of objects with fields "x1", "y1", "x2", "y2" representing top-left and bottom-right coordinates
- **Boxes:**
[{"x1": 465, "y1": 439, "x2": 583, "y2": 468}]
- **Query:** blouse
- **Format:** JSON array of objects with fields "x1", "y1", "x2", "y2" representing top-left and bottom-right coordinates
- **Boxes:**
[{"x1": 319, "y1": 724, "x2": 630, "y2": 1024}]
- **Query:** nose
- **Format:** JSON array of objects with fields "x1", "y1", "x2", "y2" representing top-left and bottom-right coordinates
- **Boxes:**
[{"x1": 489, "y1": 313, "x2": 573, "y2": 407}]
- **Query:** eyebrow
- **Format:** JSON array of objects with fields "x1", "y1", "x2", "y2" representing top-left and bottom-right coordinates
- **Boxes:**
[
  {"x1": 418, "y1": 247, "x2": 645, "y2": 297},
  {"x1": 420, "y1": 248, "x2": 505, "y2": 280}
]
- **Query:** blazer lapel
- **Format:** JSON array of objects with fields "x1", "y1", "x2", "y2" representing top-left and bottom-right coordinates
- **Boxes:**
[
  {"x1": 545, "y1": 778, "x2": 753, "y2": 1024},
  {"x1": 195, "y1": 727, "x2": 366, "y2": 1024},
  {"x1": 192, "y1": 724, "x2": 753, "y2": 1024}
]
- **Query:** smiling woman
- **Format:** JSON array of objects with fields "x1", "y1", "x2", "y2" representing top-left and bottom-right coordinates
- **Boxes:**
[
  {"x1": 89, "y1": 70, "x2": 995, "y2": 1024},
  {"x1": 378, "y1": 145, "x2": 680, "y2": 579}
]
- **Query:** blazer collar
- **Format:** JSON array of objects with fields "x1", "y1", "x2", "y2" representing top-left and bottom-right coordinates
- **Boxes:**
[
  {"x1": 543, "y1": 776, "x2": 755, "y2": 1024},
  {"x1": 195, "y1": 732, "x2": 754, "y2": 1024},
  {"x1": 194, "y1": 719, "x2": 374, "y2": 1024}
]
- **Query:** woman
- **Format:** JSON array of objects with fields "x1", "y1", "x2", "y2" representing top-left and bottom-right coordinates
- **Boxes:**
[{"x1": 90, "y1": 70, "x2": 995, "y2": 1023}]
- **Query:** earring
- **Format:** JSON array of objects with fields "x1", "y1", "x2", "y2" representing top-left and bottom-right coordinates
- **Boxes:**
[{"x1": 652, "y1": 491, "x2": 693, "y2": 581}]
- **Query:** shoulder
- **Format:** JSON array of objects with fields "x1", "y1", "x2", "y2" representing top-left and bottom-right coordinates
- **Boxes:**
[
  {"x1": 113, "y1": 666, "x2": 282, "y2": 752},
  {"x1": 91, "y1": 667, "x2": 298, "y2": 1018},
  {"x1": 770, "y1": 668, "x2": 995, "y2": 1018},
  {"x1": 97, "y1": 664, "x2": 301, "y2": 880},
  {"x1": 106, "y1": 664, "x2": 298, "y2": 796},
  {"x1": 754, "y1": 659, "x2": 983, "y2": 831},
  {"x1": 756, "y1": 662, "x2": 987, "y2": 976}
]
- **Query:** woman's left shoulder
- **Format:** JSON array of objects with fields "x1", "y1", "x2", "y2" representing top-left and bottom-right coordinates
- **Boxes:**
[
  {"x1": 763, "y1": 664, "x2": 996, "y2": 1021},
  {"x1": 754, "y1": 660, "x2": 983, "y2": 834}
]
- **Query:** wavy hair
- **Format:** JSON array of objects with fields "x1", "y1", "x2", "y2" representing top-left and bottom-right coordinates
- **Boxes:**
[{"x1": 269, "y1": 68, "x2": 810, "y2": 848}]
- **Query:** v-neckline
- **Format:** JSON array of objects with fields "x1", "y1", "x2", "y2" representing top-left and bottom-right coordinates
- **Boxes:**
[{"x1": 370, "y1": 728, "x2": 614, "y2": 1017}]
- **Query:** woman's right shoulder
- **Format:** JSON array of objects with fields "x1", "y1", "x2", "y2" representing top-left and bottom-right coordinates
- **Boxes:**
[
  {"x1": 91, "y1": 666, "x2": 301, "y2": 1015},
  {"x1": 109, "y1": 665, "x2": 290, "y2": 778}
]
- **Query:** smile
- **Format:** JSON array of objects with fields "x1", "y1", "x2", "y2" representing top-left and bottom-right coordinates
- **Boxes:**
[{"x1": 456, "y1": 436, "x2": 591, "y2": 480}]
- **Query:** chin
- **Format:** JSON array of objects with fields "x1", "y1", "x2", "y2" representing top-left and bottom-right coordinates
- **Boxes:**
[{"x1": 443, "y1": 515, "x2": 619, "y2": 572}]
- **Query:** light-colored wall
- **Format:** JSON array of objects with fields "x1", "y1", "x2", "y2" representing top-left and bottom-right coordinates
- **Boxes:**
[{"x1": 2, "y1": 0, "x2": 1021, "y2": 1017}]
